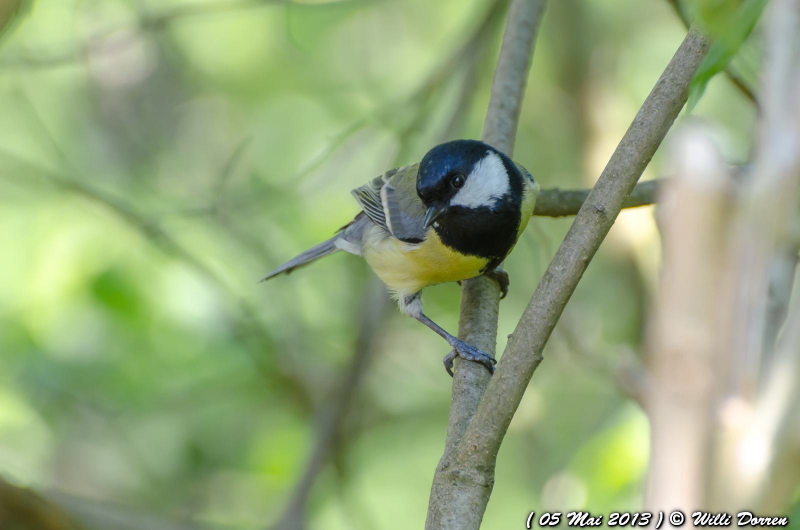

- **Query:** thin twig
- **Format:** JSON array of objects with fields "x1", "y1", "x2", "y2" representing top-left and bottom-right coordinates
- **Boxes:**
[{"x1": 534, "y1": 179, "x2": 661, "y2": 217}]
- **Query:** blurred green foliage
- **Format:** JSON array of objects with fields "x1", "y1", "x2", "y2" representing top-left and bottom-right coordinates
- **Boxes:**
[
  {"x1": 687, "y1": 0, "x2": 766, "y2": 109},
  {"x1": 0, "y1": 0, "x2": 766, "y2": 528},
  {"x1": 0, "y1": 0, "x2": 30, "y2": 41}
]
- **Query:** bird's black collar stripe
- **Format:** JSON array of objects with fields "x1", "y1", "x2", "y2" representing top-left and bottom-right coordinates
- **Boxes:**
[{"x1": 433, "y1": 204, "x2": 521, "y2": 262}]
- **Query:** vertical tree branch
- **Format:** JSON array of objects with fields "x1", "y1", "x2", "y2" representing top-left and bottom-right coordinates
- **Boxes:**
[
  {"x1": 444, "y1": 0, "x2": 546, "y2": 456},
  {"x1": 427, "y1": 2, "x2": 545, "y2": 528},
  {"x1": 427, "y1": 2, "x2": 545, "y2": 527},
  {"x1": 644, "y1": 128, "x2": 733, "y2": 511},
  {"x1": 481, "y1": 0, "x2": 545, "y2": 156},
  {"x1": 429, "y1": 27, "x2": 711, "y2": 529}
]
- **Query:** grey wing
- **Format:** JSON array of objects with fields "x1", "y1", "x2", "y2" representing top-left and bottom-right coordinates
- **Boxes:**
[
  {"x1": 351, "y1": 171, "x2": 391, "y2": 230},
  {"x1": 351, "y1": 164, "x2": 427, "y2": 243},
  {"x1": 334, "y1": 211, "x2": 371, "y2": 255}
]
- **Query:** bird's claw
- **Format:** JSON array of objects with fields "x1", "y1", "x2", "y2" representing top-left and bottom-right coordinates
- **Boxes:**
[
  {"x1": 443, "y1": 339, "x2": 497, "y2": 377},
  {"x1": 484, "y1": 267, "x2": 510, "y2": 299}
]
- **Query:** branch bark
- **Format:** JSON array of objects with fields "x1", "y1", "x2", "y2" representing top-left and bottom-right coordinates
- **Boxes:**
[{"x1": 429, "y1": 26, "x2": 711, "y2": 529}]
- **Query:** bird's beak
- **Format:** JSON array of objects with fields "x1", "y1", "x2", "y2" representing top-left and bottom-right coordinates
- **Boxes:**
[{"x1": 424, "y1": 201, "x2": 448, "y2": 229}]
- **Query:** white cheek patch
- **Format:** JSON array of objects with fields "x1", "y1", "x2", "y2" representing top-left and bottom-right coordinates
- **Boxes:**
[{"x1": 450, "y1": 151, "x2": 510, "y2": 209}]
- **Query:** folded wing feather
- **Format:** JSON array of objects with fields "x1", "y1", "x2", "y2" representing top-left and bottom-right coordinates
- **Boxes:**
[{"x1": 351, "y1": 164, "x2": 427, "y2": 244}]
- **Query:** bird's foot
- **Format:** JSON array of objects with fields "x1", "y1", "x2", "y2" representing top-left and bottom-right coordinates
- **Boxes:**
[
  {"x1": 443, "y1": 339, "x2": 497, "y2": 377},
  {"x1": 484, "y1": 267, "x2": 510, "y2": 299}
]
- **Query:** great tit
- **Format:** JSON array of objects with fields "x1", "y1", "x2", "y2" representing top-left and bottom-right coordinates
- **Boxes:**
[{"x1": 261, "y1": 139, "x2": 539, "y2": 375}]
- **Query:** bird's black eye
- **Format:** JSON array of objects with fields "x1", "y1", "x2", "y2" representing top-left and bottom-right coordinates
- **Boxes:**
[{"x1": 450, "y1": 174, "x2": 466, "y2": 189}]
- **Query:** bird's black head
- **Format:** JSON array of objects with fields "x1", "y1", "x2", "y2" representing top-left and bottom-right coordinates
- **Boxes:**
[{"x1": 416, "y1": 139, "x2": 526, "y2": 262}]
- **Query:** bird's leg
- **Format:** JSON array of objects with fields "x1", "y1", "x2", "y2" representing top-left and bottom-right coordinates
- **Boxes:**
[
  {"x1": 483, "y1": 266, "x2": 509, "y2": 299},
  {"x1": 400, "y1": 293, "x2": 496, "y2": 376}
]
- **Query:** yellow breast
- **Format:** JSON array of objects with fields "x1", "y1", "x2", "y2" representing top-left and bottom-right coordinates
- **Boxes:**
[
  {"x1": 361, "y1": 174, "x2": 538, "y2": 297},
  {"x1": 362, "y1": 226, "x2": 489, "y2": 297}
]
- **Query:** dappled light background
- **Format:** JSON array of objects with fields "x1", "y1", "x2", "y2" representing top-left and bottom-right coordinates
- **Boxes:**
[{"x1": 0, "y1": 0, "x2": 762, "y2": 528}]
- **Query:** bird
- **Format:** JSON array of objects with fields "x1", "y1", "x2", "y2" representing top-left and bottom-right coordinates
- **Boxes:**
[{"x1": 261, "y1": 139, "x2": 539, "y2": 376}]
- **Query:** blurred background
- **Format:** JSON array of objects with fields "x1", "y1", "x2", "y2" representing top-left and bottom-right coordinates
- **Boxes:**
[{"x1": 0, "y1": 0, "x2": 768, "y2": 528}]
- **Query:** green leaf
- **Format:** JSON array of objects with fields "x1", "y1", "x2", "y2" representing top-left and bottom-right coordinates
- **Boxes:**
[{"x1": 686, "y1": 0, "x2": 766, "y2": 111}]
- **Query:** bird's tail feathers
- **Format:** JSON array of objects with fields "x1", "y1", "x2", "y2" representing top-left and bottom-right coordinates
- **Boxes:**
[{"x1": 259, "y1": 236, "x2": 340, "y2": 282}]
